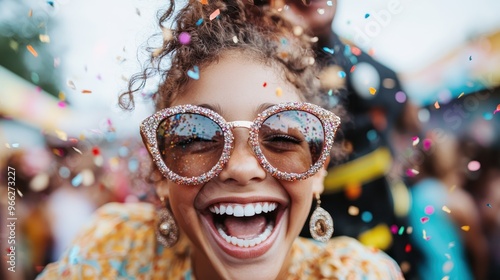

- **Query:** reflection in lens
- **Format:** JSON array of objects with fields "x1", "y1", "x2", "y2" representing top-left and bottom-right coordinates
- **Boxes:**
[
  {"x1": 157, "y1": 113, "x2": 224, "y2": 178},
  {"x1": 259, "y1": 110, "x2": 324, "y2": 174}
]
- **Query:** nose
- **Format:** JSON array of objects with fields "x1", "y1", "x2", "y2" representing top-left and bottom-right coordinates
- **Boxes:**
[{"x1": 217, "y1": 129, "x2": 267, "y2": 185}]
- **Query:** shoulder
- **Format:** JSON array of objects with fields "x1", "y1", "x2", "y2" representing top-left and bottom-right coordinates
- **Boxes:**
[
  {"x1": 289, "y1": 236, "x2": 404, "y2": 279},
  {"x1": 37, "y1": 202, "x2": 159, "y2": 279}
]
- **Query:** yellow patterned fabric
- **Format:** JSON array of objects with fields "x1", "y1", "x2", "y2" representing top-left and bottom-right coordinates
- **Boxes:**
[{"x1": 37, "y1": 202, "x2": 404, "y2": 280}]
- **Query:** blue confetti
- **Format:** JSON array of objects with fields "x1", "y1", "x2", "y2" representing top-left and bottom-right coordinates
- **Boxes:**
[
  {"x1": 327, "y1": 89, "x2": 333, "y2": 96},
  {"x1": 366, "y1": 130, "x2": 378, "y2": 142},
  {"x1": 361, "y1": 211, "x2": 373, "y2": 223},
  {"x1": 487, "y1": 203, "x2": 492, "y2": 208},
  {"x1": 196, "y1": 18, "x2": 203, "y2": 26},
  {"x1": 469, "y1": 55, "x2": 472, "y2": 61},
  {"x1": 338, "y1": 71, "x2": 346, "y2": 78},
  {"x1": 128, "y1": 158, "x2": 139, "y2": 172},
  {"x1": 322, "y1": 47, "x2": 334, "y2": 54},
  {"x1": 187, "y1": 66, "x2": 200, "y2": 80},
  {"x1": 47, "y1": 1, "x2": 55, "y2": 7},
  {"x1": 71, "y1": 173, "x2": 83, "y2": 187},
  {"x1": 364, "y1": 13, "x2": 370, "y2": 19}
]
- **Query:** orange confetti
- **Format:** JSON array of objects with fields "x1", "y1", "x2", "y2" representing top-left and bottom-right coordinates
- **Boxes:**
[
  {"x1": 200, "y1": 0, "x2": 208, "y2": 4},
  {"x1": 369, "y1": 87, "x2": 377, "y2": 95},
  {"x1": 28, "y1": 9, "x2": 33, "y2": 17},
  {"x1": 209, "y1": 9, "x2": 220, "y2": 21},
  {"x1": 275, "y1": 87, "x2": 283, "y2": 97},
  {"x1": 368, "y1": 48, "x2": 376, "y2": 56},
  {"x1": 351, "y1": 46, "x2": 362, "y2": 56},
  {"x1": 434, "y1": 101, "x2": 440, "y2": 109},
  {"x1": 81, "y1": 89, "x2": 92, "y2": 94},
  {"x1": 461, "y1": 225, "x2": 470, "y2": 232},
  {"x1": 27, "y1": 44, "x2": 38, "y2": 57}
]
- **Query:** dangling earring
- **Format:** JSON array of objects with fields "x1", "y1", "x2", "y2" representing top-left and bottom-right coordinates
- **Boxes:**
[
  {"x1": 309, "y1": 193, "x2": 334, "y2": 242},
  {"x1": 156, "y1": 197, "x2": 179, "y2": 248}
]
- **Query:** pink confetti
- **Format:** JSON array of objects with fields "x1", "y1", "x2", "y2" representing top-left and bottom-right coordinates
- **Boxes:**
[
  {"x1": 420, "y1": 217, "x2": 429, "y2": 223},
  {"x1": 179, "y1": 32, "x2": 191, "y2": 45},
  {"x1": 424, "y1": 205, "x2": 434, "y2": 215},
  {"x1": 57, "y1": 101, "x2": 66, "y2": 108},
  {"x1": 412, "y1": 136, "x2": 420, "y2": 146},
  {"x1": 467, "y1": 160, "x2": 481, "y2": 171},
  {"x1": 423, "y1": 138, "x2": 432, "y2": 151},
  {"x1": 390, "y1": 224, "x2": 398, "y2": 234},
  {"x1": 406, "y1": 168, "x2": 419, "y2": 177},
  {"x1": 209, "y1": 9, "x2": 220, "y2": 21}
]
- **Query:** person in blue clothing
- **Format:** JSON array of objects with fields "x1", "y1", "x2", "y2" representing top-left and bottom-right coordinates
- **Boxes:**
[{"x1": 256, "y1": 0, "x2": 422, "y2": 278}]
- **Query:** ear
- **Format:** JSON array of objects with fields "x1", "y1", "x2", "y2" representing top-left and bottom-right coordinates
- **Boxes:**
[
  {"x1": 311, "y1": 157, "x2": 330, "y2": 195},
  {"x1": 155, "y1": 179, "x2": 170, "y2": 201}
]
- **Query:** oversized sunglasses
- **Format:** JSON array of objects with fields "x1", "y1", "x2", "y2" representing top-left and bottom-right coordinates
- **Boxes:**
[{"x1": 140, "y1": 102, "x2": 340, "y2": 185}]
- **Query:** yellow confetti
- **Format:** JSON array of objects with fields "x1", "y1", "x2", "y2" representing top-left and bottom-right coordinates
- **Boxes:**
[
  {"x1": 58, "y1": 91, "x2": 66, "y2": 101},
  {"x1": 369, "y1": 87, "x2": 377, "y2": 95},
  {"x1": 27, "y1": 44, "x2": 38, "y2": 57},
  {"x1": 209, "y1": 9, "x2": 220, "y2": 21},
  {"x1": 9, "y1": 40, "x2": 19, "y2": 51},
  {"x1": 442, "y1": 206, "x2": 451, "y2": 213},
  {"x1": 55, "y1": 129, "x2": 68, "y2": 141},
  {"x1": 39, "y1": 34, "x2": 50, "y2": 43},
  {"x1": 458, "y1": 92, "x2": 465, "y2": 98},
  {"x1": 434, "y1": 101, "x2": 440, "y2": 109},
  {"x1": 79, "y1": 134, "x2": 86, "y2": 141},
  {"x1": 461, "y1": 225, "x2": 470, "y2": 231},
  {"x1": 275, "y1": 87, "x2": 283, "y2": 97}
]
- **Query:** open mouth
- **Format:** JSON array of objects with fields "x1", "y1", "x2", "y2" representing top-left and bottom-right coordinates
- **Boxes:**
[{"x1": 209, "y1": 202, "x2": 278, "y2": 248}]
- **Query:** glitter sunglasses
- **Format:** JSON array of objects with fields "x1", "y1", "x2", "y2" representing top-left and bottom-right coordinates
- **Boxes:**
[{"x1": 141, "y1": 102, "x2": 340, "y2": 185}]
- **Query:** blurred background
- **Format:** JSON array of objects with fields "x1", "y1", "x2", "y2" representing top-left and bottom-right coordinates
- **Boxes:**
[{"x1": 1, "y1": 0, "x2": 499, "y2": 279}]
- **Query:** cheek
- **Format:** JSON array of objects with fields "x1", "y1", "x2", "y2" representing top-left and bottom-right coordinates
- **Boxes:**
[{"x1": 168, "y1": 184, "x2": 199, "y2": 227}]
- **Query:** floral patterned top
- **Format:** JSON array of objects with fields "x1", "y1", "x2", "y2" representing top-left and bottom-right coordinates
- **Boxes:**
[{"x1": 37, "y1": 202, "x2": 403, "y2": 280}]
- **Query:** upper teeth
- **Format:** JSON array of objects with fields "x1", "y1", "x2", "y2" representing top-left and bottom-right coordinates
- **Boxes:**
[{"x1": 209, "y1": 202, "x2": 277, "y2": 217}]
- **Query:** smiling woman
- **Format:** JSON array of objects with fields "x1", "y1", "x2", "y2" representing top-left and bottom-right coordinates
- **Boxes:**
[{"x1": 36, "y1": 0, "x2": 403, "y2": 279}]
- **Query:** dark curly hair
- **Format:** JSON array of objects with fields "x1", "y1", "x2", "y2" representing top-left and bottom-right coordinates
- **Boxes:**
[{"x1": 118, "y1": 0, "x2": 321, "y2": 110}]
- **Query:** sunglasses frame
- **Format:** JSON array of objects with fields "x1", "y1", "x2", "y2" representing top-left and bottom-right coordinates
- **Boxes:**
[{"x1": 140, "y1": 102, "x2": 340, "y2": 185}]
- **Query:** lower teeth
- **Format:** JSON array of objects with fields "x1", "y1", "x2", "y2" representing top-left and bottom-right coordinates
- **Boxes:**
[{"x1": 216, "y1": 223, "x2": 274, "y2": 248}]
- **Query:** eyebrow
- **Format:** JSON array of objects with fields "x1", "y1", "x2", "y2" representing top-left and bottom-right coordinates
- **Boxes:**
[{"x1": 197, "y1": 102, "x2": 277, "y2": 118}]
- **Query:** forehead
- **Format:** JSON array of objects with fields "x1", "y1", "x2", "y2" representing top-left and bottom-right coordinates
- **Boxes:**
[{"x1": 171, "y1": 52, "x2": 303, "y2": 119}]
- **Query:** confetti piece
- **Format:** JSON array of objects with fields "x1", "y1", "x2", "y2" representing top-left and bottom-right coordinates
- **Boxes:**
[
  {"x1": 326, "y1": 0, "x2": 333, "y2": 6},
  {"x1": 293, "y1": 26, "x2": 303, "y2": 36},
  {"x1": 209, "y1": 9, "x2": 220, "y2": 20},
  {"x1": 27, "y1": 44, "x2": 38, "y2": 57},
  {"x1": 200, "y1": 0, "x2": 208, "y2": 4},
  {"x1": 57, "y1": 101, "x2": 66, "y2": 108},
  {"x1": 81, "y1": 89, "x2": 92, "y2": 94},
  {"x1": 406, "y1": 226, "x2": 413, "y2": 234},
  {"x1": 398, "y1": 226, "x2": 405, "y2": 235},
  {"x1": 72, "y1": 147, "x2": 82, "y2": 154},
  {"x1": 369, "y1": 87, "x2": 377, "y2": 95},
  {"x1": 28, "y1": 9, "x2": 33, "y2": 17},
  {"x1": 135, "y1": 7, "x2": 141, "y2": 16},
  {"x1": 322, "y1": 47, "x2": 334, "y2": 54},
  {"x1": 424, "y1": 205, "x2": 435, "y2": 215},
  {"x1": 338, "y1": 71, "x2": 346, "y2": 78},
  {"x1": 67, "y1": 80, "x2": 76, "y2": 89},
  {"x1": 55, "y1": 129, "x2": 68, "y2": 141},
  {"x1": 161, "y1": 28, "x2": 173, "y2": 42},
  {"x1": 17, "y1": 189, "x2": 23, "y2": 197},
  {"x1": 317, "y1": 8, "x2": 325, "y2": 15},
  {"x1": 395, "y1": 91, "x2": 406, "y2": 103},
  {"x1": 487, "y1": 203, "x2": 492, "y2": 208},
  {"x1": 467, "y1": 160, "x2": 481, "y2": 171},
  {"x1": 434, "y1": 101, "x2": 440, "y2": 109},
  {"x1": 420, "y1": 217, "x2": 429, "y2": 223},
  {"x1": 458, "y1": 92, "x2": 465, "y2": 98},
  {"x1": 412, "y1": 136, "x2": 420, "y2": 146},
  {"x1": 448, "y1": 242, "x2": 455, "y2": 248},
  {"x1": 442, "y1": 206, "x2": 451, "y2": 213},
  {"x1": 461, "y1": 225, "x2": 470, "y2": 231},
  {"x1": 406, "y1": 168, "x2": 419, "y2": 177},
  {"x1": 232, "y1": 36, "x2": 238, "y2": 43},
  {"x1": 187, "y1": 65, "x2": 200, "y2": 80},
  {"x1": 405, "y1": 244, "x2": 412, "y2": 253},
  {"x1": 47, "y1": 1, "x2": 55, "y2": 7},
  {"x1": 494, "y1": 104, "x2": 500, "y2": 114},
  {"x1": 39, "y1": 34, "x2": 50, "y2": 43},
  {"x1": 469, "y1": 55, "x2": 472, "y2": 61},
  {"x1": 262, "y1": 82, "x2": 267, "y2": 87},
  {"x1": 179, "y1": 32, "x2": 191, "y2": 45},
  {"x1": 196, "y1": 18, "x2": 203, "y2": 26},
  {"x1": 327, "y1": 89, "x2": 333, "y2": 96},
  {"x1": 350, "y1": 65, "x2": 356, "y2": 73},
  {"x1": 423, "y1": 138, "x2": 432, "y2": 151},
  {"x1": 390, "y1": 225, "x2": 398, "y2": 234},
  {"x1": 275, "y1": 87, "x2": 283, "y2": 97},
  {"x1": 364, "y1": 13, "x2": 370, "y2": 18},
  {"x1": 422, "y1": 230, "x2": 430, "y2": 240},
  {"x1": 71, "y1": 173, "x2": 83, "y2": 187},
  {"x1": 92, "y1": 146, "x2": 100, "y2": 156},
  {"x1": 348, "y1": 205, "x2": 359, "y2": 216},
  {"x1": 9, "y1": 40, "x2": 19, "y2": 51},
  {"x1": 351, "y1": 47, "x2": 362, "y2": 56},
  {"x1": 361, "y1": 211, "x2": 373, "y2": 223}
]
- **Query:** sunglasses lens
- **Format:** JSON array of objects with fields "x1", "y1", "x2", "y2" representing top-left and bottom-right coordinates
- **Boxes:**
[
  {"x1": 157, "y1": 113, "x2": 224, "y2": 178},
  {"x1": 259, "y1": 110, "x2": 325, "y2": 174}
]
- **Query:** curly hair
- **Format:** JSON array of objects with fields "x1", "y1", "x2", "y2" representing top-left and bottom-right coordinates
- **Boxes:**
[{"x1": 118, "y1": 0, "x2": 321, "y2": 110}]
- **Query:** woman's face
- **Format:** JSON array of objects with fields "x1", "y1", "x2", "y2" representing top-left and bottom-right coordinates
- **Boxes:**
[{"x1": 164, "y1": 52, "x2": 324, "y2": 280}]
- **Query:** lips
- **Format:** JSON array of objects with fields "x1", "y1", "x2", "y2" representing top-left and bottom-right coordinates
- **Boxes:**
[{"x1": 200, "y1": 200, "x2": 286, "y2": 259}]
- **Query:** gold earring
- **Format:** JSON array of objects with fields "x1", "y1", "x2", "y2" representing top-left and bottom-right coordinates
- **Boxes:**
[
  {"x1": 156, "y1": 197, "x2": 179, "y2": 248},
  {"x1": 309, "y1": 193, "x2": 334, "y2": 242}
]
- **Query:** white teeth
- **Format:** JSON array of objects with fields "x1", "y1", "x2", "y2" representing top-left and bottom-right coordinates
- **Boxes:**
[
  {"x1": 209, "y1": 202, "x2": 278, "y2": 217},
  {"x1": 216, "y1": 223, "x2": 274, "y2": 248}
]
